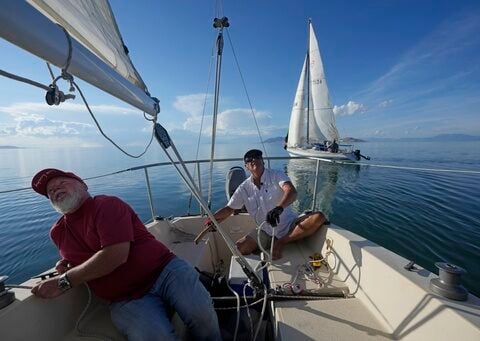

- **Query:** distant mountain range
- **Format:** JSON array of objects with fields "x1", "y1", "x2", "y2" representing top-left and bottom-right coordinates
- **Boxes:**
[
  {"x1": 0, "y1": 145, "x2": 22, "y2": 149},
  {"x1": 367, "y1": 134, "x2": 480, "y2": 142},
  {"x1": 264, "y1": 134, "x2": 480, "y2": 144}
]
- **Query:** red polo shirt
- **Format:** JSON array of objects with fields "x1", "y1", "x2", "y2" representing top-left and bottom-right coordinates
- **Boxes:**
[{"x1": 50, "y1": 195, "x2": 175, "y2": 302}]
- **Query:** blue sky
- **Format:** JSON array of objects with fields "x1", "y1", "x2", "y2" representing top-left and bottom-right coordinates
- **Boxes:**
[{"x1": 1, "y1": 0, "x2": 479, "y2": 148}]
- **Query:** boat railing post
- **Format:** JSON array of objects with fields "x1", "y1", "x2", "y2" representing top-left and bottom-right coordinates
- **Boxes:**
[
  {"x1": 197, "y1": 161, "x2": 204, "y2": 215},
  {"x1": 311, "y1": 158, "x2": 320, "y2": 211},
  {"x1": 144, "y1": 168, "x2": 157, "y2": 221}
]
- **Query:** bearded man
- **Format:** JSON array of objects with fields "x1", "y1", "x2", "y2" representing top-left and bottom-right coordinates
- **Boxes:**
[{"x1": 30, "y1": 168, "x2": 221, "y2": 341}]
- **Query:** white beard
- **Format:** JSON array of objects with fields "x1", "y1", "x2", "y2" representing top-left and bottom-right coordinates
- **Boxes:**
[{"x1": 51, "y1": 190, "x2": 84, "y2": 214}]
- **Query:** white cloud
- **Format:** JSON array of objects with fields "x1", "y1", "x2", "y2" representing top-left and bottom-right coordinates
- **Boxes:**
[
  {"x1": 0, "y1": 102, "x2": 140, "y2": 116},
  {"x1": 181, "y1": 107, "x2": 281, "y2": 137},
  {"x1": 173, "y1": 93, "x2": 212, "y2": 116},
  {"x1": 13, "y1": 114, "x2": 93, "y2": 137},
  {"x1": 379, "y1": 100, "x2": 393, "y2": 108},
  {"x1": 333, "y1": 101, "x2": 366, "y2": 116},
  {"x1": 217, "y1": 109, "x2": 271, "y2": 135}
]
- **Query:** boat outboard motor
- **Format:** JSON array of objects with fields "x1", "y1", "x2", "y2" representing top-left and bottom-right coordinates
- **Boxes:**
[
  {"x1": 226, "y1": 166, "x2": 246, "y2": 201},
  {"x1": 354, "y1": 149, "x2": 371, "y2": 161}
]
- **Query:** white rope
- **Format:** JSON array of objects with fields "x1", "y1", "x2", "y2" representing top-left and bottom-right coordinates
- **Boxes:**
[
  {"x1": 75, "y1": 284, "x2": 112, "y2": 340},
  {"x1": 253, "y1": 285, "x2": 268, "y2": 341},
  {"x1": 226, "y1": 280, "x2": 241, "y2": 341}
]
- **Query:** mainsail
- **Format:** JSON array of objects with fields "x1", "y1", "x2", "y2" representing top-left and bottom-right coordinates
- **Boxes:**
[
  {"x1": 0, "y1": 0, "x2": 158, "y2": 116},
  {"x1": 287, "y1": 20, "x2": 339, "y2": 147},
  {"x1": 27, "y1": 0, "x2": 147, "y2": 91}
]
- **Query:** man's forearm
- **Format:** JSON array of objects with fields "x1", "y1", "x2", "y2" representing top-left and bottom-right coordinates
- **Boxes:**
[
  {"x1": 213, "y1": 206, "x2": 235, "y2": 223},
  {"x1": 66, "y1": 242, "x2": 130, "y2": 287},
  {"x1": 278, "y1": 183, "x2": 297, "y2": 209}
]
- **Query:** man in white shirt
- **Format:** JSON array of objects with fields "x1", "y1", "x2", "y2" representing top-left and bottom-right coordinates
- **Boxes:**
[{"x1": 206, "y1": 149, "x2": 327, "y2": 259}]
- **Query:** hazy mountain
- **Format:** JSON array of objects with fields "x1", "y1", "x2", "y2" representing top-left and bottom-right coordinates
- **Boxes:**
[
  {"x1": 0, "y1": 145, "x2": 22, "y2": 149},
  {"x1": 368, "y1": 134, "x2": 480, "y2": 142},
  {"x1": 264, "y1": 137, "x2": 285, "y2": 143}
]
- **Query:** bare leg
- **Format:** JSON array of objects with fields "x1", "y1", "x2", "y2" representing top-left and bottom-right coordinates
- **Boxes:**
[
  {"x1": 273, "y1": 212, "x2": 327, "y2": 260},
  {"x1": 235, "y1": 235, "x2": 259, "y2": 255}
]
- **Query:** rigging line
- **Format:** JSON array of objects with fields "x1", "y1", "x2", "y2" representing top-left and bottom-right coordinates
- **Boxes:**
[
  {"x1": 72, "y1": 80, "x2": 155, "y2": 159},
  {"x1": 187, "y1": 33, "x2": 217, "y2": 215},
  {"x1": 46, "y1": 63, "x2": 55, "y2": 81},
  {"x1": 225, "y1": 30, "x2": 270, "y2": 165},
  {"x1": 0, "y1": 69, "x2": 50, "y2": 91},
  {"x1": 313, "y1": 157, "x2": 480, "y2": 175},
  {"x1": 215, "y1": 0, "x2": 224, "y2": 18}
]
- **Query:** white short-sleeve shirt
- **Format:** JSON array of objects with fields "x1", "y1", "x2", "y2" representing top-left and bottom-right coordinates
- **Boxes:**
[{"x1": 227, "y1": 168, "x2": 298, "y2": 238}]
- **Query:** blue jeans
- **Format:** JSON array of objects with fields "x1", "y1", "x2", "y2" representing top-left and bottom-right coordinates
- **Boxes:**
[{"x1": 110, "y1": 257, "x2": 221, "y2": 340}]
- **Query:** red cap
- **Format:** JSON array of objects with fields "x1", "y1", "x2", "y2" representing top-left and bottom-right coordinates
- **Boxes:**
[{"x1": 31, "y1": 168, "x2": 86, "y2": 198}]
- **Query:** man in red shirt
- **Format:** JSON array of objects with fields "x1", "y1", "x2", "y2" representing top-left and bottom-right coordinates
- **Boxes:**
[{"x1": 31, "y1": 168, "x2": 221, "y2": 340}]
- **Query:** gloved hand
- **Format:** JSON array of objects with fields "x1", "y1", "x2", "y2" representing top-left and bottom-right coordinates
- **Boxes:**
[{"x1": 266, "y1": 206, "x2": 283, "y2": 227}]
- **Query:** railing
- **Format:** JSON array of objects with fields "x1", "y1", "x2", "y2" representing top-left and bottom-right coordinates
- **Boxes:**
[{"x1": 1, "y1": 155, "x2": 327, "y2": 222}]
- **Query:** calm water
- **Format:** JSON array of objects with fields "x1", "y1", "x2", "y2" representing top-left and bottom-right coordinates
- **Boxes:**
[{"x1": 1, "y1": 141, "x2": 479, "y2": 296}]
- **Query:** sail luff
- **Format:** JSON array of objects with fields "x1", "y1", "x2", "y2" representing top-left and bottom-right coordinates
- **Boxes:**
[
  {"x1": 0, "y1": 1, "x2": 158, "y2": 117},
  {"x1": 287, "y1": 57, "x2": 308, "y2": 148},
  {"x1": 308, "y1": 22, "x2": 339, "y2": 142}
]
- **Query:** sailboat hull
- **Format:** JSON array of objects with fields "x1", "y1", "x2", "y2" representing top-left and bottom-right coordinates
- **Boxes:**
[{"x1": 287, "y1": 147, "x2": 358, "y2": 162}]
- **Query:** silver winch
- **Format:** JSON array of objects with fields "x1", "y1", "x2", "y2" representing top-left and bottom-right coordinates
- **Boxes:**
[
  {"x1": 430, "y1": 262, "x2": 468, "y2": 301},
  {"x1": 0, "y1": 276, "x2": 16, "y2": 309}
]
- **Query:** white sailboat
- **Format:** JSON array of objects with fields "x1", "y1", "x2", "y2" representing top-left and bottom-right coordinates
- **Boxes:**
[
  {"x1": 286, "y1": 20, "x2": 366, "y2": 162},
  {"x1": 0, "y1": 2, "x2": 479, "y2": 340}
]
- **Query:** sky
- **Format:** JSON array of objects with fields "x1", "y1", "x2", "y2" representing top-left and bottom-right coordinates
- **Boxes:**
[{"x1": 1, "y1": 0, "x2": 480, "y2": 149}]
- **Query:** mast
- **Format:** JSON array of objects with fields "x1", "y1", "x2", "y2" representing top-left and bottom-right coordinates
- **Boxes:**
[
  {"x1": 306, "y1": 18, "x2": 311, "y2": 145},
  {"x1": 207, "y1": 16, "x2": 230, "y2": 208}
]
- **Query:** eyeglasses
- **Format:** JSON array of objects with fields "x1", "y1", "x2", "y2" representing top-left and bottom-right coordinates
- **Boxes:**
[{"x1": 245, "y1": 157, "x2": 262, "y2": 164}]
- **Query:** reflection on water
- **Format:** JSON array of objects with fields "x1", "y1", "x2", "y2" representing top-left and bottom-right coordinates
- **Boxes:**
[
  {"x1": 286, "y1": 159, "x2": 360, "y2": 218},
  {"x1": 0, "y1": 142, "x2": 479, "y2": 297}
]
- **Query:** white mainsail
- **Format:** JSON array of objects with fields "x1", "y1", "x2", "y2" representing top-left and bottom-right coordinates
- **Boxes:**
[
  {"x1": 308, "y1": 22, "x2": 339, "y2": 143},
  {"x1": 27, "y1": 0, "x2": 147, "y2": 91},
  {"x1": 0, "y1": 1, "x2": 158, "y2": 116},
  {"x1": 287, "y1": 20, "x2": 339, "y2": 147}
]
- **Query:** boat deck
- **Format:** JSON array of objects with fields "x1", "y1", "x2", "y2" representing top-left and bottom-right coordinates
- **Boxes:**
[{"x1": 268, "y1": 239, "x2": 392, "y2": 340}]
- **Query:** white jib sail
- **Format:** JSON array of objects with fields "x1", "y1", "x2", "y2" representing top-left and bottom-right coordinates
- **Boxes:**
[
  {"x1": 308, "y1": 23, "x2": 339, "y2": 143},
  {"x1": 27, "y1": 0, "x2": 147, "y2": 92},
  {"x1": 287, "y1": 57, "x2": 308, "y2": 148}
]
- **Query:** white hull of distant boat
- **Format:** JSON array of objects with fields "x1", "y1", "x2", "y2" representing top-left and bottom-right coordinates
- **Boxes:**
[{"x1": 287, "y1": 146, "x2": 358, "y2": 162}]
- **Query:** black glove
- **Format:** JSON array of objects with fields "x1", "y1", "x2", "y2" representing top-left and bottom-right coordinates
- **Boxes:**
[{"x1": 266, "y1": 206, "x2": 284, "y2": 227}]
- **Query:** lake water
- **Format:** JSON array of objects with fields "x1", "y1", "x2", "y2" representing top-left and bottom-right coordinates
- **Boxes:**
[{"x1": 1, "y1": 141, "x2": 479, "y2": 296}]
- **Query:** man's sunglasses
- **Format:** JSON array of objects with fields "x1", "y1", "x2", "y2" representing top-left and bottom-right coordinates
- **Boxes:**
[{"x1": 244, "y1": 157, "x2": 262, "y2": 164}]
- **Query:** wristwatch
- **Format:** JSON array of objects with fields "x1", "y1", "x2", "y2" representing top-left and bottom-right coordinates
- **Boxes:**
[{"x1": 57, "y1": 272, "x2": 72, "y2": 292}]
